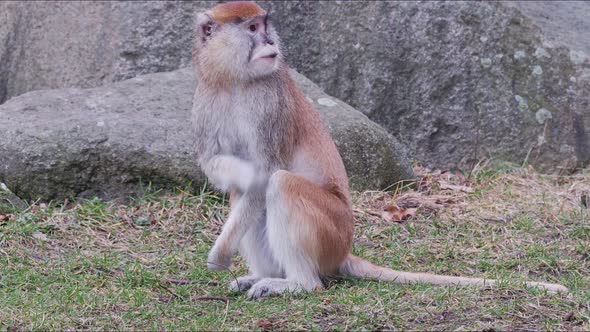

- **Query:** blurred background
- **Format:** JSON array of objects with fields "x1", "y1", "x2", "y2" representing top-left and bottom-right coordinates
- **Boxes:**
[{"x1": 1, "y1": 1, "x2": 589, "y2": 200}]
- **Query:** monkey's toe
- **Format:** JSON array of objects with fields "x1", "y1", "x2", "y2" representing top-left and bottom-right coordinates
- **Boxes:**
[
  {"x1": 229, "y1": 276, "x2": 261, "y2": 292},
  {"x1": 246, "y1": 278, "x2": 302, "y2": 299},
  {"x1": 247, "y1": 284, "x2": 273, "y2": 299}
]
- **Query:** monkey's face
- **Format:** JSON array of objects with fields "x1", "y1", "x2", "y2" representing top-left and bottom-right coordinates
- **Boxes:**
[
  {"x1": 193, "y1": 11, "x2": 282, "y2": 85},
  {"x1": 241, "y1": 15, "x2": 282, "y2": 77}
]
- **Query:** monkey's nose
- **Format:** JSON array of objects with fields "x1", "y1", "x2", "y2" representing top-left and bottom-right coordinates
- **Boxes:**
[{"x1": 262, "y1": 34, "x2": 274, "y2": 45}]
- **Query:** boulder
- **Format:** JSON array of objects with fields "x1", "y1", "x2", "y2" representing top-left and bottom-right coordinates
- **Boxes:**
[
  {"x1": 1, "y1": 1, "x2": 588, "y2": 171},
  {"x1": 0, "y1": 1, "x2": 212, "y2": 104},
  {"x1": 0, "y1": 68, "x2": 413, "y2": 201},
  {"x1": 271, "y1": 1, "x2": 590, "y2": 171},
  {"x1": 0, "y1": 182, "x2": 26, "y2": 214}
]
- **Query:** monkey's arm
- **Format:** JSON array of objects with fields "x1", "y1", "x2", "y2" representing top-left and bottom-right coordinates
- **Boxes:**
[
  {"x1": 200, "y1": 155, "x2": 268, "y2": 270},
  {"x1": 207, "y1": 191, "x2": 264, "y2": 270},
  {"x1": 201, "y1": 155, "x2": 258, "y2": 193}
]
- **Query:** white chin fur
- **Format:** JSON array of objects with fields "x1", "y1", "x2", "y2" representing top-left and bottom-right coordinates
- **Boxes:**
[{"x1": 249, "y1": 47, "x2": 279, "y2": 76}]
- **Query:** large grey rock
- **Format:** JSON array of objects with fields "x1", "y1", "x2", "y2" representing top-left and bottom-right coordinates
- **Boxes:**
[
  {"x1": 271, "y1": 1, "x2": 590, "y2": 171},
  {"x1": 0, "y1": 68, "x2": 413, "y2": 201},
  {"x1": 1, "y1": 1, "x2": 588, "y2": 171},
  {"x1": 505, "y1": 1, "x2": 590, "y2": 55},
  {"x1": 0, "y1": 1, "x2": 213, "y2": 104},
  {"x1": 0, "y1": 182, "x2": 26, "y2": 214}
]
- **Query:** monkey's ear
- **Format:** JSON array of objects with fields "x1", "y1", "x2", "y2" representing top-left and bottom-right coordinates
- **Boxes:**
[{"x1": 195, "y1": 12, "x2": 217, "y2": 40}]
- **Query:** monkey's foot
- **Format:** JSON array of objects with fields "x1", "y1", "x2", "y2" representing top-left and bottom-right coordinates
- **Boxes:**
[
  {"x1": 247, "y1": 278, "x2": 304, "y2": 299},
  {"x1": 229, "y1": 276, "x2": 261, "y2": 292}
]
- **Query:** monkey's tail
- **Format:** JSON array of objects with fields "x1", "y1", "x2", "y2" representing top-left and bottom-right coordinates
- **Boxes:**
[{"x1": 339, "y1": 254, "x2": 568, "y2": 294}]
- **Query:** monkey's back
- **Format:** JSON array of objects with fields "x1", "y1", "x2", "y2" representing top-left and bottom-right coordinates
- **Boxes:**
[{"x1": 278, "y1": 69, "x2": 352, "y2": 206}]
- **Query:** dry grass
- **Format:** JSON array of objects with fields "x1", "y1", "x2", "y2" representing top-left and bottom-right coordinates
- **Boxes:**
[{"x1": 1, "y1": 163, "x2": 589, "y2": 330}]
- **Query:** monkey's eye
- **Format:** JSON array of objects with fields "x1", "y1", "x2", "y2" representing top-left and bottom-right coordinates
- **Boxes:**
[
  {"x1": 204, "y1": 24, "x2": 212, "y2": 36},
  {"x1": 249, "y1": 24, "x2": 257, "y2": 32}
]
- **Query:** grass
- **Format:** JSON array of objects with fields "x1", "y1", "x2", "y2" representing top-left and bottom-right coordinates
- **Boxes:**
[{"x1": 0, "y1": 163, "x2": 589, "y2": 330}]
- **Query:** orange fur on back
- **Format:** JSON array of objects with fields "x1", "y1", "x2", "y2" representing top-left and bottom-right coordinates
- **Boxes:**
[{"x1": 210, "y1": 1, "x2": 266, "y2": 24}]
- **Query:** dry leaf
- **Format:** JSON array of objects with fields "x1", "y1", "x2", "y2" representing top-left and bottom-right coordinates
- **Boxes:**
[
  {"x1": 382, "y1": 205, "x2": 417, "y2": 223},
  {"x1": 439, "y1": 180, "x2": 474, "y2": 193},
  {"x1": 257, "y1": 319, "x2": 288, "y2": 330},
  {"x1": 394, "y1": 192, "x2": 451, "y2": 211},
  {"x1": 257, "y1": 320, "x2": 274, "y2": 329},
  {"x1": 31, "y1": 231, "x2": 48, "y2": 241}
]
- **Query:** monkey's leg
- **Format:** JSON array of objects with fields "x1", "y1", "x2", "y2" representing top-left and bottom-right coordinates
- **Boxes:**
[
  {"x1": 225, "y1": 190, "x2": 266, "y2": 291},
  {"x1": 207, "y1": 191, "x2": 265, "y2": 270},
  {"x1": 231, "y1": 215, "x2": 284, "y2": 291},
  {"x1": 247, "y1": 170, "x2": 353, "y2": 299}
]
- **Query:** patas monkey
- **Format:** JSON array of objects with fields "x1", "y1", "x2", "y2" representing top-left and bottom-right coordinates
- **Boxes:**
[{"x1": 191, "y1": 1, "x2": 568, "y2": 299}]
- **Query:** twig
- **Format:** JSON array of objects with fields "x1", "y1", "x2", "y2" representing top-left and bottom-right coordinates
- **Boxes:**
[
  {"x1": 165, "y1": 278, "x2": 191, "y2": 285},
  {"x1": 207, "y1": 261, "x2": 240, "y2": 287},
  {"x1": 221, "y1": 295, "x2": 230, "y2": 329},
  {"x1": 521, "y1": 144, "x2": 534, "y2": 168},
  {"x1": 158, "y1": 282, "x2": 182, "y2": 300},
  {"x1": 353, "y1": 208, "x2": 382, "y2": 217}
]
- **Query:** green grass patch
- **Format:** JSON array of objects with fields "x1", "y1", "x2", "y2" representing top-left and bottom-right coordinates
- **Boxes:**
[{"x1": 1, "y1": 166, "x2": 589, "y2": 330}]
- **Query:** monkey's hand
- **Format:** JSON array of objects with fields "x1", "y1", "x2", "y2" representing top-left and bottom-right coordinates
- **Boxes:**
[
  {"x1": 202, "y1": 155, "x2": 258, "y2": 193},
  {"x1": 207, "y1": 243, "x2": 232, "y2": 271}
]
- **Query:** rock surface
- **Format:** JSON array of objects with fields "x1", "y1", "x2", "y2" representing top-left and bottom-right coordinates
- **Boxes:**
[
  {"x1": 0, "y1": 68, "x2": 413, "y2": 201},
  {"x1": 1, "y1": 1, "x2": 588, "y2": 171},
  {"x1": 272, "y1": 1, "x2": 590, "y2": 171},
  {"x1": 0, "y1": 1, "x2": 210, "y2": 104},
  {"x1": 0, "y1": 182, "x2": 26, "y2": 214}
]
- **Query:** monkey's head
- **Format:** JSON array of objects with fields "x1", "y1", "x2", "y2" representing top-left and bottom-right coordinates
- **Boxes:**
[{"x1": 193, "y1": 1, "x2": 282, "y2": 86}]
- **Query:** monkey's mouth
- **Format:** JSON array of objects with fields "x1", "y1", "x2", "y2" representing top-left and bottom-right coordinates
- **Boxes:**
[
  {"x1": 257, "y1": 52, "x2": 278, "y2": 61},
  {"x1": 251, "y1": 46, "x2": 279, "y2": 62}
]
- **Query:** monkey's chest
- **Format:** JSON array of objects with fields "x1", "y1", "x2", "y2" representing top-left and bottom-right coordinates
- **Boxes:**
[
  {"x1": 212, "y1": 114, "x2": 261, "y2": 160},
  {"x1": 193, "y1": 96, "x2": 271, "y2": 162}
]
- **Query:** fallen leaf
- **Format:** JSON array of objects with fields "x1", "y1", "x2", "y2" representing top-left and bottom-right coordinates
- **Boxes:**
[
  {"x1": 439, "y1": 180, "x2": 474, "y2": 193},
  {"x1": 382, "y1": 206, "x2": 417, "y2": 223},
  {"x1": 257, "y1": 320, "x2": 274, "y2": 329},
  {"x1": 394, "y1": 192, "x2": 451, "y2": 211},
  {"x1": 0, "y1": 214, "x2": 7, "y2": 222},
  {"x1": 257, "y1": 319, "x2": 288, "y2": 330},
  {"x1": 31, "y1": 231, "x2": 48, "y2": 241}
]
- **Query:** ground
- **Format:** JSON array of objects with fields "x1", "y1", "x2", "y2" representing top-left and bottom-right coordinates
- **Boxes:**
[{"x1": 1, "y1": 163, "x2": 588, "y2": 330}]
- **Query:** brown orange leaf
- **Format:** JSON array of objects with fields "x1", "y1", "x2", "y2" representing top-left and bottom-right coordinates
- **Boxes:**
[
  {"x1": 257, "y1": 320, "x2": 275, "y2": 329},
  {"x1": 381, "y1": 206, "x2": 417, "y2": 223}
]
